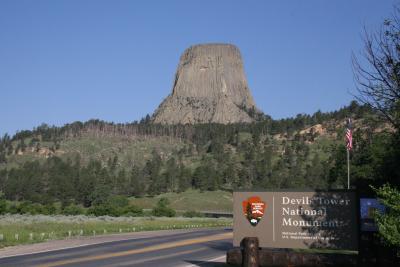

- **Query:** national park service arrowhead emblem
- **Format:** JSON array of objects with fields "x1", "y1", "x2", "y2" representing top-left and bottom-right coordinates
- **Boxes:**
[{"x1": 242, "y1": 196, "x2": 266, "y2": 226}]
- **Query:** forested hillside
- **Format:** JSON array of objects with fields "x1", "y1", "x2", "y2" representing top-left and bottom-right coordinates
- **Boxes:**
[{"x1": 0, "y1": 101, "x2": 392, "y2": 210}]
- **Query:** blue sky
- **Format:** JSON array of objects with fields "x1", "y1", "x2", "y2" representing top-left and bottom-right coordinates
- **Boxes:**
[{"x1": 0, "y1": 0, "x2": 397, "y2": 136}]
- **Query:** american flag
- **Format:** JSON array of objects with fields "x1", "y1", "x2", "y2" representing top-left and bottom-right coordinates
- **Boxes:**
[{"x1": 346, "y1": 118, "x2": 353, "y2": 151}]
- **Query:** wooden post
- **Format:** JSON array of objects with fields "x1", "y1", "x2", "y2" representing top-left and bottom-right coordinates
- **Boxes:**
[
  {"x1": 242, "y1": 237, "x2": 259, "y2": 267},
  {"x1": 226, "y1": 248, "x2": 242, "y2": 265}
]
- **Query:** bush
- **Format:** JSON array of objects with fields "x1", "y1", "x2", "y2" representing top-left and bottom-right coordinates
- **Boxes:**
[
  {"x1": 87, "y1": 205, "x2": 143, "y2": 217},
  {"x1": 122, "y1": 205, "x2": 143, "y2": 217},
  {"x1": 373, "y1": 184, "x2": 400, "y2": 247},
  {"x1": 63, "y1": 204, "x2": 85, "y2": 215},
  {"x1": 183, "y1": 210, "x2": 204, "y2": 218},
  {"x1": 152, "y1": 198, "x2": 176, "y2": 217},
  {"x1": 7, "y1": 203, "x2": 18, "y2": 214},
  {"x1": 43, "y1": 203, "x2": 57, "y2": 215},
  {"x1": 30, "y1": 203, "x2": 46, "y2": 214},
  {"x1": 0, "y1": 193, "x2": 6, "y2": 215},
  {"x1": 87, "y1": 204, "x2": 120, "y2": 217},
  {"x1": 17, "y1": 201, "x2": 32, "y2": 214},
  {"x1": 0, "y1": 199, "x2": 6, "y2": 215},
  {"x1": 17, "y1": 201, "x2": 46, "y2": 215},
  {"x1": 152, "y1": 205, "x2": 175, "y2": 217},
  {"x1": 87, "y1": 195, "x2": 142, "y2": 217}
]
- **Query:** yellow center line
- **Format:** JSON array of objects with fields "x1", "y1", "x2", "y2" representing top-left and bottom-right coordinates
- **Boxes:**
[
  {"x1": 37, "y1": 232, "x2": 233, "y2": 267},
  {"x1": 102, "y1": 247, "x2": 208, "y2": 267}
]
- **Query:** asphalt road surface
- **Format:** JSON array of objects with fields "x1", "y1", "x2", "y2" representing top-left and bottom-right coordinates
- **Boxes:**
[{"x1": 0, "y1": 228, "x2": 233, "y2": 267}]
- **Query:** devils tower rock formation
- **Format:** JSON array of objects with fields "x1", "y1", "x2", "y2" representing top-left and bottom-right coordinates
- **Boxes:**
[{"x1": 152, "y1": 43, "x2": 259, "y2": 124}]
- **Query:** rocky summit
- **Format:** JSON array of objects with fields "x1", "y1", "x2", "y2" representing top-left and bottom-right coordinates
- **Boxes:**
[{"x1": 152, "y1": 43, "x2": 259, "y2": 124}]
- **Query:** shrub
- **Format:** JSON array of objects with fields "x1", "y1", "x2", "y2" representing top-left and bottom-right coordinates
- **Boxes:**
[
  {"x1": 86, "y1": 195, "x2": 141, "y2": 217},
  {"x1": 91, "y1": 195, "x2": 136, "y2": 217},
  {"x1": 17, "y1": 201, "x2": 32, "y2": 214},
  {"x1": 152, "y1": 198, "x2": 176, "y2": 217},
  {"x1": 29, "y1": 203, "x2": 46, "y2": 214},
  {"x1": 7, "y1": 203, "x2": 18, "y2": 214},
  {"x1": 43, "y1": 203, "x2": 57, "y2": 215},
  {"x1": 87, "y1": 204, "x2": 125, "y2": 217},
  {"x1": 0, "y1": 193, "x2": 6, "y2": 215},
  {"x1": 63, "y1": 204, "x2": 85, "y2": 215},
  {"x1": 373, "y1": 184, "x2": 400, "y2": 247},
  {"x1": 122, "y1": 205, "x2": 143, "y2": 217},
  {"x1": 183, "y1": 210, "x2": 204, "y2": 218},
  {"x1": 17, "y1": 201, "x2": 46, "y2": 215},
  {"x1": 0, "y1": 199, "x2": 6, "y2": 215}
]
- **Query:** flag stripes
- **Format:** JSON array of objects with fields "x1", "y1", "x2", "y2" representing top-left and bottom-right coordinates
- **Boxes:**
[{"x1": 346, "y1": 118, "x2": 353, "y2": 151}]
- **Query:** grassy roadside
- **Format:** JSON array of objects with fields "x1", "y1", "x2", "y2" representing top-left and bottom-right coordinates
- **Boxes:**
[{"x1": 0, "y1": 215, "x2": 232, "y2": 248}]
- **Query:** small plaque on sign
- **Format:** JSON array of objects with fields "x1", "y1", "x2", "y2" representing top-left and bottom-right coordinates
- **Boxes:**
[{"x1": 360, "y1": 198, "x2": 385, "y2": 232}]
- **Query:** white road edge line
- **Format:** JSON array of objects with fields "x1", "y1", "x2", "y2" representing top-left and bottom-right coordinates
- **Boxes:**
[
  {"x1": 0, "y1": 239, "x2": 138, "y2": 259},
  {"x1": 182, "y1": 254, "x2": 226, "y2": 267}
]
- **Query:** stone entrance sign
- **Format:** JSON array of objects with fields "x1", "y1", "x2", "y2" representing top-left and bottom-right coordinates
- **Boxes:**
[{"x1": 233, "y1": 191, "x2": 358, "y2": 250}]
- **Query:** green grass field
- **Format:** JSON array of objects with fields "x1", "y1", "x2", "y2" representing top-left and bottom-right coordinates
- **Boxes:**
[
  {"x1": 129, "y1": 189, "x2": 233, "y2": 212},
  {"x1": 0, "y1": 215, "x2": 232, "y2": 248}
]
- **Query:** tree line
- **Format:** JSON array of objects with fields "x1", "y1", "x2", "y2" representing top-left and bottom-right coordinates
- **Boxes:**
[
  {"x1": 0, "y1": 111, "x2": 391, "y2": 208},
  {"x1": 2, "y1": 101, "x2": 370, "y2": 144}
]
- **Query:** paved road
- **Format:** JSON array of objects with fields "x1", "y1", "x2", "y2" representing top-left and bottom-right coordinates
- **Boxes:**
[{"x1": 0, "y1": 228, "x2": 233, "y2": 267}]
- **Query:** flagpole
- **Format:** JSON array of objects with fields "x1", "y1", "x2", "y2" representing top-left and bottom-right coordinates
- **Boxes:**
[
  {"x1": 347, "y1": 148, "x2": 350, "y2": 190},
  {"x1": 345, "y1": 118, "x2": 352, "y2": 190}
]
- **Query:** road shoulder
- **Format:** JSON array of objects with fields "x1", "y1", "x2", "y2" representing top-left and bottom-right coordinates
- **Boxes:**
[{"x1": 0, "y1": 229, "x2": 204, "y2": 259}]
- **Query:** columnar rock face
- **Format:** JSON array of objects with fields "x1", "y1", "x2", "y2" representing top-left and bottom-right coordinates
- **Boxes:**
[{"x1": 152, "y1": 43, "x2": 259, "y2": 124}]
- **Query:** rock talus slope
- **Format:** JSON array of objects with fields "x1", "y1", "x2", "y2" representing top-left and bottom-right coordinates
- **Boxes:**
[{"x1": 152, "y1": 44, "x2": 259, "y2": 124}]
